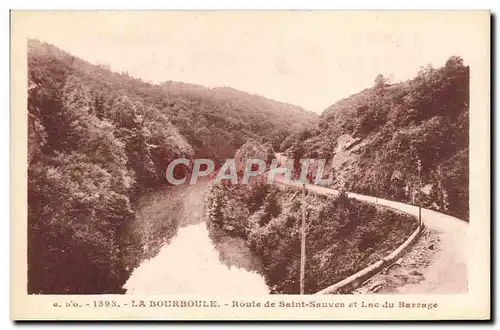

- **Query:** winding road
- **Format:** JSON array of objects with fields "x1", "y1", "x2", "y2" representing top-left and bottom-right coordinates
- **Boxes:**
[
  {"x1": 273, "y1": 151, "x2": 468, "y2": 293},
  {"x1": 346, "y1": 191, "x2": 468, "y2": 293},
  {"x1": 281, "y1": 178, "x2": 469, "y2": 294}
]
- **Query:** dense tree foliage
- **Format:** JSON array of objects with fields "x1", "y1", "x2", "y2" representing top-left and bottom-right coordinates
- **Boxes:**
[
  {"x1": 283, "y1": 56, "x2": 469, "y2": 220},
  {"x1": 27, "y1": 40, "x2": 316, "y2": 294},
  {"x1": 234, "y1": 139, "x2": 274, "y2": 174}
]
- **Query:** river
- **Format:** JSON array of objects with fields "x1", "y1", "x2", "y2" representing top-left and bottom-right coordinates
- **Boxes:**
[{"x1": 123, "y1": 182, "x2": 269, "y2": 294}]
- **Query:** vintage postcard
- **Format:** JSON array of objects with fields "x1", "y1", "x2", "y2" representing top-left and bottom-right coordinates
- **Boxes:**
[{"x1": 10, "y1": 10, "x2": 490, "y2": 320}]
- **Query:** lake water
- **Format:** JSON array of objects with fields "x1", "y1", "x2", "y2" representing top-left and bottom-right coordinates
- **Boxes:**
[{"x1": 123, "y1": 222, "x2": 269, "y2": 294}]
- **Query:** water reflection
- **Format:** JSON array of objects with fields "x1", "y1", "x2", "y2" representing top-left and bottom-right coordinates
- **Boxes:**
[{"x1": 124, "y1": 222, "x2": 269, "y2": 294}]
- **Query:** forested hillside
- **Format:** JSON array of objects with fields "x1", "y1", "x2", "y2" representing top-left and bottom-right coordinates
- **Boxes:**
[
  {"x1": 27, "y1": 39, "x2": 317, "y2": 294},
  {"x1": 283, "y1": 56, "x2": 469, "y2": 220}
]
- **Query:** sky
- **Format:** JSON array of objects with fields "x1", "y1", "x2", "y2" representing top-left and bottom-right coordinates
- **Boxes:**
[{"x1": 20, "y1": 11, "x2": 488, "y2": 113}]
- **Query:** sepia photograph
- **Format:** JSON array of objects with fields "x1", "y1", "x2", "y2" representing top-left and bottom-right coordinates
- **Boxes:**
[{"x1": 10, "y1": 10, "x2": 490, "y2": 320}]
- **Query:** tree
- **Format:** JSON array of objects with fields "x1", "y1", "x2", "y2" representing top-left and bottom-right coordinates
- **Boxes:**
[{"x1": 374, "y1": 74, "x2": 389, "y2": 89}]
